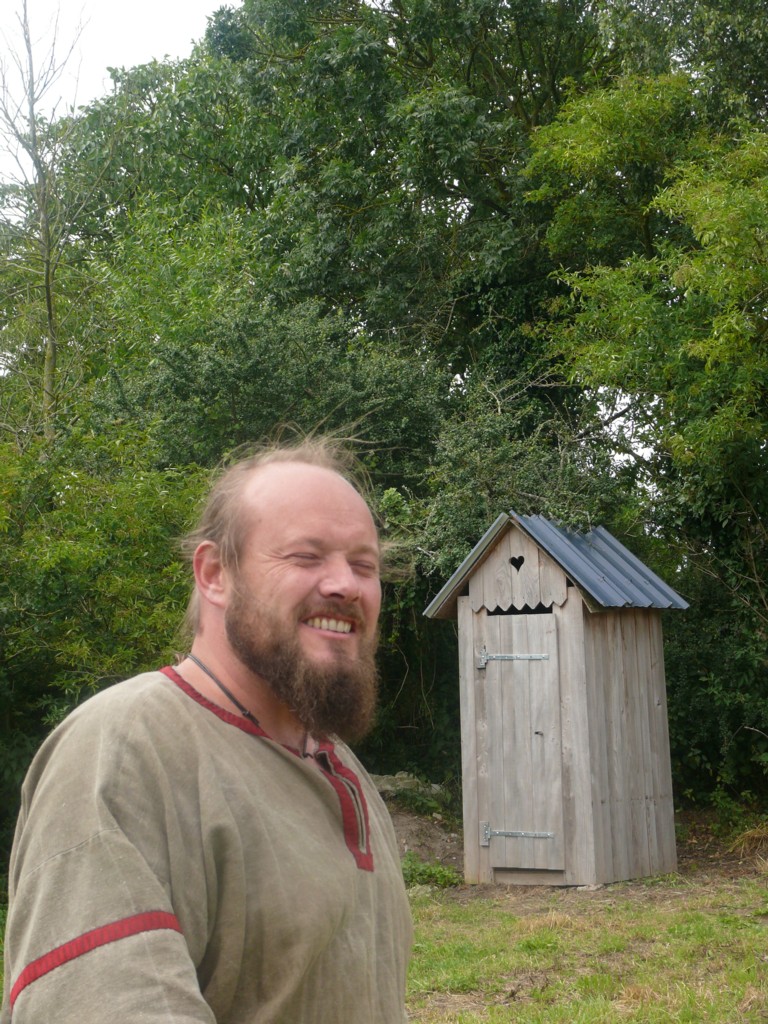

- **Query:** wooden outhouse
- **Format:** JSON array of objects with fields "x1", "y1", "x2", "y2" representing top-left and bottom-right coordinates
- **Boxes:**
[{"x1": 424, "y1": 511, "x2": 688, "y2": 887}]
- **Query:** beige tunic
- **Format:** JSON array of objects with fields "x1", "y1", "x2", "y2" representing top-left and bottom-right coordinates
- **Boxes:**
[{"x1": 1, "y1": 669, "x2": 412, "y2": 1023}]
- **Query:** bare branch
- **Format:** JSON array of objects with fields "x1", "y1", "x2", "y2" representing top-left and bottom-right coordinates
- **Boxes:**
[{"x1": 0, "y1": 1, "x2": 87, "y2": 443}]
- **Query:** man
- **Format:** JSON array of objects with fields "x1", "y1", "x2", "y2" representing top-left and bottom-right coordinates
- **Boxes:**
[{"x1": 1, "y1": 439, "x2": 413, "y2": 1023}]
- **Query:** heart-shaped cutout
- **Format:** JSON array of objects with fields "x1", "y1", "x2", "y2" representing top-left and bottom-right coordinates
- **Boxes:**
[{"x1": 509, "y1": 555, "x2": 525, "y2": 571}]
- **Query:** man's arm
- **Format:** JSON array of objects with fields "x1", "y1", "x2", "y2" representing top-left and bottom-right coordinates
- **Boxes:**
[
  {"x1": 2, "y1": 695, "x2": 218, "y2": 1023},
  {"x1": 3, "y1": 830, "x2": 217, "y2": 1023}
]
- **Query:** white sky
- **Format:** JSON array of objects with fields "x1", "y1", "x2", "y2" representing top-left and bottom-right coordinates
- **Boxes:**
[{"x1": 2, "y1": 0, "x2": 231, "y2": 116}]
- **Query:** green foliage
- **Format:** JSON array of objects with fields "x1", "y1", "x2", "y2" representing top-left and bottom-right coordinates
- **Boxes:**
[
  {"x1": 663, "y1": 571, "x2": 768, "y2": 802},
  {"x1": 389, "y1": 779, "x2": 462, "y2": 823},
  {"x1": 67, "y1": 55, "x2": 277, "y2": 223},
  {"x1": 599, "y1": 0, "x2": 768, "y2": 122},
  {"x1": 196, "y1": 0, "x2": 622, "y2": 368},
  {"x1": 526, "y1": 74, "x2": 708, "y2": 264},
  {"x1": 401, "y1": 851, "x2": 462, "y2": 888},
  {"x1": 0, "y1": 428, "x2": 209, "y2": 848},
  {"x1": 414, "y1": 366, "x2": 623, "y2": 582},
  {"x1": 89, "y1": 195, "x2": 262, "y2": 367},
  {"x1": 707, "y1": 790, "x2": 763, "y2": 837},
  {"x1": 673, "y1": 0, "x2": 768, "y2": 120},
  {"x1": 107, "y1": 298, "x2": 449, "y2": 479}
]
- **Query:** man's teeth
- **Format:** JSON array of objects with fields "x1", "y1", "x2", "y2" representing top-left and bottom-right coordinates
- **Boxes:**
[{"x1": 306, "y1": 617, "x2": 353, "y2": 634}]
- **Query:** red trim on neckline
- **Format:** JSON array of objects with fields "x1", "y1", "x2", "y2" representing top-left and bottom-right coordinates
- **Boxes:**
[
  {"x1": 318, "y1": 750, "x2": 374, "y2": 871},
  {"x1": 161, "y1": 665, "x2": 271, "y2": 740},
  {"x1": 161, "y1": 666, "x2": 374, "y2": 871},
  {"x1": 10, "y1": 911, "x2": 181, "y2": 1008}
]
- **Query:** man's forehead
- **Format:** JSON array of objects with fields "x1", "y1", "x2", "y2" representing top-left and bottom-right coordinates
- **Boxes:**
[
  {"x1": 242, "y1": 460, "x2": 366, "y2": 502},
  {"x1": 239, "y1": 461, "x2": 378, "y2": 536}
]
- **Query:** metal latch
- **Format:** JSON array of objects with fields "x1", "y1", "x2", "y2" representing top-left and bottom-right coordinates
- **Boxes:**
[
  {"x1": 476, "y1": 646, "x2": 550, "y2": 669},
  {"x1": 480, "y1": 821, "x2": 554, "y2": 846}
]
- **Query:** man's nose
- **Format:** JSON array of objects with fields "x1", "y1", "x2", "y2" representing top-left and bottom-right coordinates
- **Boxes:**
[{"x1": 318, "y1": 556, "x2": 361, "y2": 600}]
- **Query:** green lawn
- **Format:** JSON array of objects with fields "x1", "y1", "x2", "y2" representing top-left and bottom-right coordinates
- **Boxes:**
[{"x1": 407, "y1": 867, "x2": 768, "y2": 1022}]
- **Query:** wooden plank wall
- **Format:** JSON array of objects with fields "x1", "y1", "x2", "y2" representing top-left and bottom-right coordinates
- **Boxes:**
[
  {"x1": 647, "y1": 612, "x2": 678, "y2": 872},
  {"x1": 583, "y1": 607, "x2": 677, "y2": 882},
  {"x1": 554, "y1": 591, "x2": 597, "y2": 886},
  {"x1": 582, "y1": 605, "x2": 614, "y2": 882},
  {"x1": 469, "y1": 529, "x2": 567, "y2": 613}
]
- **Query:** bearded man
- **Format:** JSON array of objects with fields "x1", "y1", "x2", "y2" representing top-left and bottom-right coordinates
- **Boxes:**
[{"x1": 1, "y1": 440, "x2": 413, "y2": 1024}]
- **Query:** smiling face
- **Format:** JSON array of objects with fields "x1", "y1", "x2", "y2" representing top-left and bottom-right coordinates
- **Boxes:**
[{"x1": 223, "y1": 462, "x2": 382, "y2": 740}]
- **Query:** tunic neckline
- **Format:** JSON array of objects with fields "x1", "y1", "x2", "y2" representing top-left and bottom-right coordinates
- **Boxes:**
[{"x1": 161, "y1": 666, "x2": 374, "y2": 870}]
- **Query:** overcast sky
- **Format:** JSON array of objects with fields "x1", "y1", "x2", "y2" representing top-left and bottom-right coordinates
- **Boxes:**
[{"x1": 2, "y1": 0, "x2": 230, "y2": 116}]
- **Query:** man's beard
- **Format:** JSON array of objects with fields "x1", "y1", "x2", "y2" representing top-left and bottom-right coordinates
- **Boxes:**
[{"x1": 225, "y1": 589, "x2": 379, "y2": 744}]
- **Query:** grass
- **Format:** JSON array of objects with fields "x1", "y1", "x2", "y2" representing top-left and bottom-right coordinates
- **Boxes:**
[
  {"x1": 406, "y1": 867, "x2": 768, "y2": 1022},
  {"x1": 403, "y1": 851, "x2": 465, "y2": 889}
]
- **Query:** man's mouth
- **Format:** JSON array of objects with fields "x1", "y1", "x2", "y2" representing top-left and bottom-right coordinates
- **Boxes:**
[{"x1": 304, "y1": 616, "x2": 355, "y2": 634}]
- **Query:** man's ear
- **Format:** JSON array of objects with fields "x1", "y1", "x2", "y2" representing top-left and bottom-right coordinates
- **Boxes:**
[{"x1": 193, "y1": 541, "x2": 229, "y2": 610}]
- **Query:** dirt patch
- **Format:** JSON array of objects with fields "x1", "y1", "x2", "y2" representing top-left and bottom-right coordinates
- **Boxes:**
[
  {"x1": 674, "y1": 807, "x2": 766, "y2": 877},
  {"x1": 388, "y1": 807, "x2": 464, "y2": 873}
]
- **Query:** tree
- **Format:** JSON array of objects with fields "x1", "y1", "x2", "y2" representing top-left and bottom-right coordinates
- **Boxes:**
[
  {"x1": 598, "y1": 0, "x2": 768, "y2": 124},
  {"x1": 531, "y1": 92, "x2": 768, "y2": 796},
  {"x1": 0, "y1": 427, "x2": 211, "y2": 850},
  {"x1": 525, "y1": 74, "x2": 707, "y2": 266},
  {"x1": 197, "y1": 0, "x2": 623, "y2": 367},
  {"x1": 0, "y1": 0, "x2": 88, "y2": 443},
  {"x1": 65, "y1": 54, "x2": 279, "y2": 227},
  {"x1": 97, "y1": 297, "x2": 450, "y2": 478}
]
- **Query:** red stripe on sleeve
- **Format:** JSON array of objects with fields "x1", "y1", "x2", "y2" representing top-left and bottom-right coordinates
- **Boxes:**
[{"x1": 10, "y1": 910, "x2": 182, "y2": 1008}]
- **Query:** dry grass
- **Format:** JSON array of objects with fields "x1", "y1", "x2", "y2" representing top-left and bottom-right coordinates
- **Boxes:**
[{"x1": 730, "y1": 820, "x2": 768, "y2": 859}]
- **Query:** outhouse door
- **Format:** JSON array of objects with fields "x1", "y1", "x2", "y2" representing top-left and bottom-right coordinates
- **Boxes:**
[{"x1": 476, "y1": 610, "x2": 565, "y2": 872}]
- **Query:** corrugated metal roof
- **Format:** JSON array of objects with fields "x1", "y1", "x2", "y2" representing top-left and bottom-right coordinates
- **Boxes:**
[
  {"x1": 423, "y1": 511, "x2": 689, "y2": 619},
  {"x1": 513, "y1": 513, "x2": 689, "y2": 611}
]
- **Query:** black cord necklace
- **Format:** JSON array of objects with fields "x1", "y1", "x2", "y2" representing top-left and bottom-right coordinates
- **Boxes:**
[
  {"x1": 186, "y1": 652, "x2": 261, "y2": 727},
  {"x1": 185, "y1": 653, "x2": 314, "y2": 757}
]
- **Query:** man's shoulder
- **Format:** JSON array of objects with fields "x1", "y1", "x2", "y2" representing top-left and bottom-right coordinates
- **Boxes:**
[
  {"x1": 331, "y1": 738, "x2": 368, "y2": 775},
  {"x1": 19, "y1": 670, "x2": 207, "y2": 810},
  {"x1": 33, "y1": 670, "x2": 186, "y2": 765},
  {"x1": 66, "y1": 669, "x2": 180, "y2": 724}
]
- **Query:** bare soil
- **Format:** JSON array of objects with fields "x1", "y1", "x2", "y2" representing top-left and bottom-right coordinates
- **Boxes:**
[{"x1": 389, "y1": 807, "x2": 465, "y2": 874}]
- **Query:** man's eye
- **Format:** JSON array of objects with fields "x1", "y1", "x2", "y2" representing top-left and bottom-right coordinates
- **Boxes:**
[
  {"x1": 353, "y1": 562, "x2": 378, "y2": 576},
  {"x1": 291, "y1": 552, "x2": 319, "y2": 563}
]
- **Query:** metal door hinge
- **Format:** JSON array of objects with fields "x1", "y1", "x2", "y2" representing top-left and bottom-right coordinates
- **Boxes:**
[
  {"x1": 476, "y1": 646, "x2": 550, "y2": 669},
  {"x1": 480, "y1": 821, "x2": 554, "y2": 846}
]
